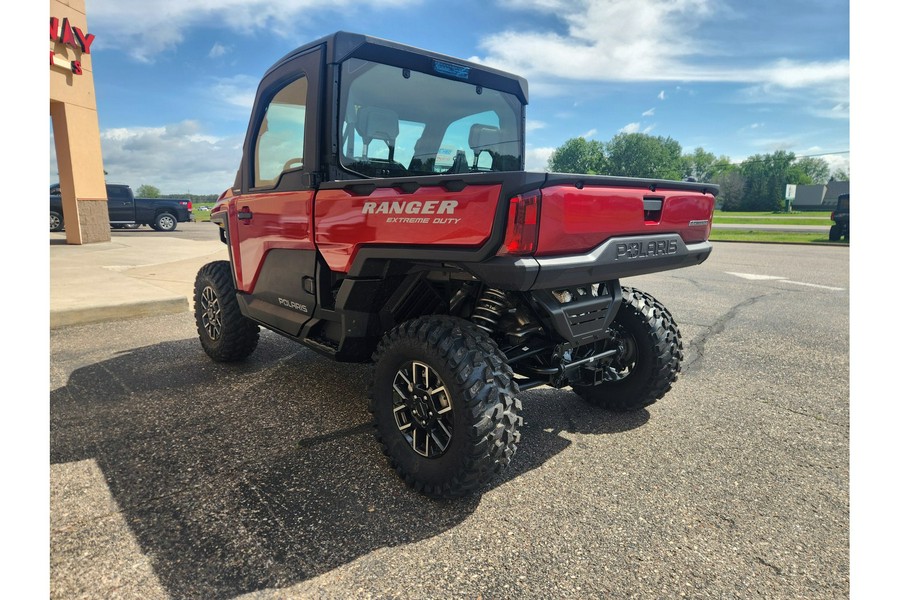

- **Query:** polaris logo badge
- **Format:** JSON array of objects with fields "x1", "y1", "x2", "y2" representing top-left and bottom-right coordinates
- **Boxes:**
[
  {"x1": 278, "y1": 297, "x2": 308, "y2": 313},
  {"x1": 615, "y1": 240, "x2": 678, "y2": 260},
  {"x1": 362, "y1": 200, "x2": 458, "y2": 215}
]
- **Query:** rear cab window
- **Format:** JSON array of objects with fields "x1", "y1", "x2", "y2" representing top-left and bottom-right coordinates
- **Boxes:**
[{"x1": 338, "y1": 58, "x2": 522, "y2": 178}]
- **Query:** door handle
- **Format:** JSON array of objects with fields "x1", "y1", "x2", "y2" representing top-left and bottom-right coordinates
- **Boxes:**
[{"x1": 237, "y1": 207, "x2": 253, "y2": 221}]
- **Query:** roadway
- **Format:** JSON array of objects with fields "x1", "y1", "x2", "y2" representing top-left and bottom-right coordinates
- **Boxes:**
[{"x1": 49, "y1": 241, "x2": 849, "y2": 599}]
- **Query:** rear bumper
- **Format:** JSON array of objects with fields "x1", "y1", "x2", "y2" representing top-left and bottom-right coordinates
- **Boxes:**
[{"x1": 465, "y1": 234, "x2": 712, "y2": 290}]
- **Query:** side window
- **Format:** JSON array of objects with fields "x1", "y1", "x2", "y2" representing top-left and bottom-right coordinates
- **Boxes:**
[
  {"x1": 108, "y1": 186, "x2": 129, "y2": 201},
  {"x1": 254, "y1": 76, "x2": 308, "y2": 188}
]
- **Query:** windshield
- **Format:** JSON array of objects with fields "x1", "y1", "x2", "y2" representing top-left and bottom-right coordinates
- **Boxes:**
[{"x1": 338, "y1": 58, "x2": 523, "y2": 178}]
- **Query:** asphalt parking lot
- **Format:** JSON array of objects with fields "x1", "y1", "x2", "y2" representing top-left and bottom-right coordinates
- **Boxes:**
[{"x1": 50, "y1": 242, "x2": 849, "y2": 599}]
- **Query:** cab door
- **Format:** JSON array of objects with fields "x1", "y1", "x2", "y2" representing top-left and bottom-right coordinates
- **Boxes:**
[
  {"x1": 229, "y1": 46, "x2": 323, "y2": 336},
  {"x1": 106, "y1": 184, "x2": 135, "y2": 223}
]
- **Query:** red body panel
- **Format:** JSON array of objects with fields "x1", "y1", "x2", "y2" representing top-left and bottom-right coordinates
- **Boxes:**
[
  {"x1": 535, "y1": 185, "x2": 715, "y2": 256},
  {"x1": 230, "y1": 190, "x2": 315, "y2": 292},
  {"x1": 314, "y1": 184, "x2": 503, "y2": 273}
]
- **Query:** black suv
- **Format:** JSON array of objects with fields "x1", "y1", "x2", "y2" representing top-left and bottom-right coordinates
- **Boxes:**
[{"x1": 829, "y1": 193, "x2": 849, "y2": 241}]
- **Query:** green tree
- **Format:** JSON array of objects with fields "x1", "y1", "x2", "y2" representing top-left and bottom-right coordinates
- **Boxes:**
[
  {"x1": 605, "y1": 133, "x2": 682, "y2": 180},
  {"x1": 682, "y1": 147, "x2": 733, "y2": 183},
  {"x1": 794, "y1": 157, "x2": 831, "y2": 184},
  {"x1": 740, "y1": 151, "x2": 796, "y2": 212},
  {"x1": 547, "y1": 137, "x2": 606, "y2": 174},
  {"x1": 712, "y1": 170, "x2": 745, "y2": 211},
  {"x1": 136, "y1": 184, "x2": 160, "y2": 198}
]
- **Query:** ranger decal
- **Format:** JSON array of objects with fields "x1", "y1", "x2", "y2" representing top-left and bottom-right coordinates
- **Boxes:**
[{"x1": 362, "y1": 200, "x2": 458, "y2": 215}]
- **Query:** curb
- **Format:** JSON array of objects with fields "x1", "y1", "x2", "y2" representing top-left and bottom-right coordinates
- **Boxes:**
[{"x1": 50, "y1": 297, "x2": 189, "y2": 330}]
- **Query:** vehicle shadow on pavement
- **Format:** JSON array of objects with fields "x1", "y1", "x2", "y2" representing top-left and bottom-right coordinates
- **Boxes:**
[{"x1": 50, "y1": 337, "x2": 648, "y2": 599}]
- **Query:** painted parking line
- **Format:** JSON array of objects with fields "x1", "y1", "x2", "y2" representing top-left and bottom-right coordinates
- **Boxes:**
[
  {"x1": 726, "y1": 272, "x2": 845, "y2": 291},
  {"x1": 781, "y1": 280, "x2": 846, "y2": 291},
  {"x1": 726, "y1": 272, "x2": 786, "y2": 281}
]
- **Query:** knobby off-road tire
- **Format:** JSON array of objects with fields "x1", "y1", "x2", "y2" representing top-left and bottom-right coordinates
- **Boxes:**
[
  {"x1": 194, "y1": 260, "x2": 259, "y2": 362},
  {"x1": 370, "y1": 316, "x2": 523, "y2": 498},
  {"x1": 573, "y1": 287, "x2": 683, "y2": 411}
]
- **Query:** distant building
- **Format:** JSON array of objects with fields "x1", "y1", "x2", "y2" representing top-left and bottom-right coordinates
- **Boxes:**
[
  {"x1": 822, "y1": 180, "x2": 850, "y2": 207},
  {"x1": 792, "y1": 180, "x2": 850, "y2": 211}
]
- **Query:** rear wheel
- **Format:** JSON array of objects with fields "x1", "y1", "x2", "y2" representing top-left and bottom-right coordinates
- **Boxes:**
[
  {"x1": 194, "y1": 261, "x2": 259, "y2": 362},
  {"x1": 154, "y1": 212, "x2": 177, "y2": 232},
  {"x1": 370, "y1": 316, "x2": 522, "y2": 498},
  {"x1": 572, "y1": 287, "x2": 683, "y2": 411},
  {"x1": 829, "y1": 225, "x2": 840, "y2": 241}
]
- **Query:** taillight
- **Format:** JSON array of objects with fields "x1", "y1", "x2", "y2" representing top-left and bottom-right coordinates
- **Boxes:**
[
  {"x1": 187, "y1": 201, "x2": 193, "y2": 211},
  {"x1": 499, "y1": 191, "x2": 541, "y2": 255}
]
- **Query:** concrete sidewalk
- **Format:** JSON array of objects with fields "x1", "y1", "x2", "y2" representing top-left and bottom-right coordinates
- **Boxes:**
[{"x1": 50, "y1": 224, "x2": 228, "y2": 329}]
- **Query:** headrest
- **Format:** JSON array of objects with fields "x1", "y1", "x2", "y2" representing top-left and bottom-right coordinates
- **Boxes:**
[
  {"x1": 469, "y1": 124, "x2": 501, "y2": 151},
  {"x1": 356, "y1": 107, "x2": 400, "y2": 143}
]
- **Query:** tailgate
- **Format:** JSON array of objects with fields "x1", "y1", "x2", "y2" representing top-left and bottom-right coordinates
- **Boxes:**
[{"x1": 535, "y1": 181, "x2": 716, "y2": 256}]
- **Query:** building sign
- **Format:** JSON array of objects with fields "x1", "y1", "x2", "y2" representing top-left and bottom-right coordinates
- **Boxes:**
[{"x1": 50, "y1": 17, "x2": 95, "y2": 75}]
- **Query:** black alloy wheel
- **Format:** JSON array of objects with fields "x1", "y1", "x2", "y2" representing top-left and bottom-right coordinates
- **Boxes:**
[
  {"x1": 391, "y1": 360, "x2": 454, "y2": 458},
  {"x1": 199, "y1": 285, "x2": 223, "y2": 342}
]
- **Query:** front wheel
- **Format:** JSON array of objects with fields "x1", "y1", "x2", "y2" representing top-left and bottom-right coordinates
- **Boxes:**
[
  {"x1": 50, "y1": 211, "x2": 63, "y2": 232},
  {"x1": 572, "y1": 287, "x2": 683, "y2": 411},
  {"x1": 154, "y1": 212, "x2": 177, "y2": 232},
  {"x1": 370, "y1": 316, "x2": 522, "y2": 498},
  {"x1": 193, "y1": 261, "x2": 259, "y2": 362}
]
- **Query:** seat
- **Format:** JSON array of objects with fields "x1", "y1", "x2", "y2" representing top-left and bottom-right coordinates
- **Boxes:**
[
  {"x1": 356, "y1": 107, "x2": 400, "y2": 162},
  {"x1": 468, "y1": 124, "x2": 502, "y2": 170}
]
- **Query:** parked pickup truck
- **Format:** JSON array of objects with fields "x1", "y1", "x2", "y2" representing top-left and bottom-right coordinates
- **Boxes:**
[
  {"x1": 50, "y1": 183, "x2": 192, "y2": 232},
  {"x1": 195, "y1": 32, "x2": 718, "y2": 498}
]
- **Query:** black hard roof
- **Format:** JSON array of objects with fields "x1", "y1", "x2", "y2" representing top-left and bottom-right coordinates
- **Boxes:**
[{"x1": 264, "y1": 31, "x2": 529, "y2": 104}]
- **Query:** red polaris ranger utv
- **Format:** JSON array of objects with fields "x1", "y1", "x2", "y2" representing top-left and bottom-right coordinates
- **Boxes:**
[{"x1": 195, "y1": 32, "x2": 717, "y2": 497}]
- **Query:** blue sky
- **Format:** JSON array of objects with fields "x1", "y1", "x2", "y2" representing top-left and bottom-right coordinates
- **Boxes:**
[{"x1": 48, "y1": 0, "x2": 850, "y2": 194}]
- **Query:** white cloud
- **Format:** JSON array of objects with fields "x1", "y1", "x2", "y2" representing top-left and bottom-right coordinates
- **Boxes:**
[
  {"x1": 579, "y1": 128, "x2": 598, "y2": 138},
  {"x1": 208, "y1": 43, "x2": 229, "y2": 59},
  {"x1": 526, "y1": 146, "x2": 555, "y2": 171},
  {"x1": 818, "y1": 152, "x2": 850, "y2": 177},
  {"x1": 642, "y1": 108, "x2": 655, "y2": 116},
  {"x1": 471, "y1": 1, "x2": 848, "y2": 103},
  {"x1": 208, "y1": 75, "x2": 259, "y2": 110},
  {"x1": 642, "y1": 124, "x2": 656, "y2": 134},
  {"x1": 526, "y1": 120, "x2": 548, "y2": 132},
  {"x1": 89, "y1": 0, "x2": 420, "y2": 62},
  {"x1": 52, "y1": 121, "x2": 244, "y2": 194},
  {"x1": 619, "y1": 122, "x2": 641, "y2": 134}
]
